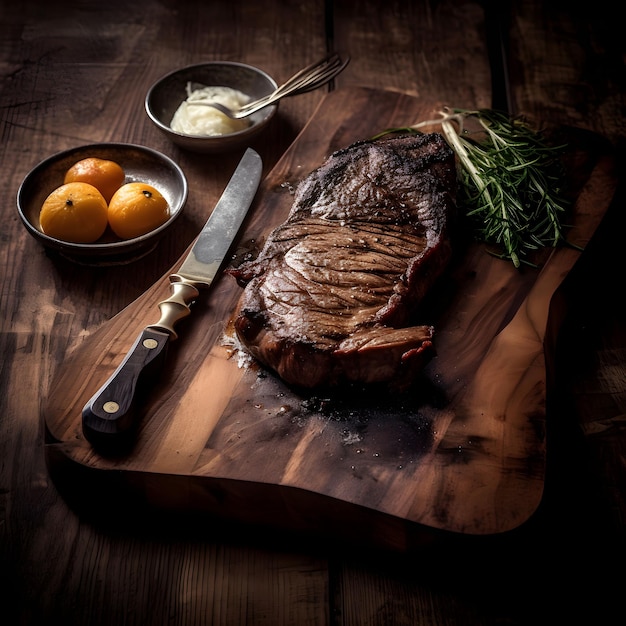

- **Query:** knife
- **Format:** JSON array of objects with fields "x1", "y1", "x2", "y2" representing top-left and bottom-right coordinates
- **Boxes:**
[{"x1": 82, "y1": 147, "x2": 262, "y2": 451}]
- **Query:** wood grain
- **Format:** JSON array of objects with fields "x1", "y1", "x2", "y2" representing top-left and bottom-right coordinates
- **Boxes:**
[{"x1": 43, "y1": 87, "x2": 619, "y2": 548}]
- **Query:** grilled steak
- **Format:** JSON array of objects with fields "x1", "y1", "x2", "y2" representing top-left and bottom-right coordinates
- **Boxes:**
[{"x1": 228, "y1": 133, "x2": 457, "y2": 390}]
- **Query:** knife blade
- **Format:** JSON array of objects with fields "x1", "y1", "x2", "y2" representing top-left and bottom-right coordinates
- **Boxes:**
[{"x1": 82, "y1": 147, "x2": 262, "y2": 451}]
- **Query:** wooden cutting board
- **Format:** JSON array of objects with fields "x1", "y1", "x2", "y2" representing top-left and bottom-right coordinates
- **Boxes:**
[{"x1": 43, "y1": 87, "x2": 618, "y2": 550}]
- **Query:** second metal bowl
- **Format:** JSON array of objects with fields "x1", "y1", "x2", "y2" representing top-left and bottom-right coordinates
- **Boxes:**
[{"x1": 145, "y1": 61, "x2": 278, "y2": 154}]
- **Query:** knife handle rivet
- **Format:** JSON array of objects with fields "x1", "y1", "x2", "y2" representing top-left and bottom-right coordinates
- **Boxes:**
[
  {"x1": 142, "y1": 338, "x2": 159, "y2": 350},
  {"x1": 103, "y1": 401, "x2": 120, "y2": 414}
]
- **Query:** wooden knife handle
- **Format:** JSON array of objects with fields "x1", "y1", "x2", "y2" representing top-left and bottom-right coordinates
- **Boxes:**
[
  {"x1": 81, "y1": 277, "x2": 202, "y2": 452},
  {"x1": 81, "y1": 327, "x2": 170, "y2": 452}
]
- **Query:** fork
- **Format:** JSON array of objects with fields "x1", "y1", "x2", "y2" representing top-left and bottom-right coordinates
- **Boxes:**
[{"x1": 188, "y1": 52, "x2": 350, "y2": 119}]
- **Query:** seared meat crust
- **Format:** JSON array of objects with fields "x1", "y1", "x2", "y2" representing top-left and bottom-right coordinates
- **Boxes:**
[{"x1": 229, "y1": 133, "x2": 456, "y2": 390}]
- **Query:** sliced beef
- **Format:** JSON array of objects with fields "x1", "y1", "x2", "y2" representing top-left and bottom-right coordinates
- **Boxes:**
[{"x1": 228, "y1": 133, "x2": 457, "y2": 390}]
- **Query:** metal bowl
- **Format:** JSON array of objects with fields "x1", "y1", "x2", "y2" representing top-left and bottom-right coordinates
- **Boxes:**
[
  {"x1": 145, "y1": 61, "x2": 278, "y2": 154},
  {"x1": 17, "y1": 143, "x2": 188, "y2": 265}
]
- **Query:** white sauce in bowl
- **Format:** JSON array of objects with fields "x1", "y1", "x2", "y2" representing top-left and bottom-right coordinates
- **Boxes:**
[{"x1": 170, "y1": 83, "x2": 251, "y2": 136}]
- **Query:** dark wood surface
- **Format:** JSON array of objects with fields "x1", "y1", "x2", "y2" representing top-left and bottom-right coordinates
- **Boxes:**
[{"x1": 2, "y1": 1, "x2": 625, "y2": 624}]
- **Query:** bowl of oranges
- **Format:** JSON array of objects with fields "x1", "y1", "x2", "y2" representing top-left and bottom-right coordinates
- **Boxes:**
[{"x1": 17, "y1": 143, "x2": 188, "y2": 264}]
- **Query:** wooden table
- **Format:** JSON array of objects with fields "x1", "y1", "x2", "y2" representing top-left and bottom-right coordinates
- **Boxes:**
[{"x1": 2, "y1": 1, "x2": 625, "y2": 624}]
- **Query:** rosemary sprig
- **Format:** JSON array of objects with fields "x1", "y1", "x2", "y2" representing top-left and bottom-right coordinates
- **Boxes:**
[{"x1": 375, "y1": 108, "x2": 571, "y2": 268}]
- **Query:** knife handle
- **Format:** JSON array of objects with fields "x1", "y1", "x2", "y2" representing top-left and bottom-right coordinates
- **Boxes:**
[
  {"x1": 81, "y1": 277, "x2": 202, "y2": 452},
  {"x1": 82, "y1": 327, "x2": 170, "y2": 451}
]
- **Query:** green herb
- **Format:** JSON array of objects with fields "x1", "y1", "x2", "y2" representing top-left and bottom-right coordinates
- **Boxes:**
[{"x1": 374, "y1": 108, "x2": 571, "y2": 268}]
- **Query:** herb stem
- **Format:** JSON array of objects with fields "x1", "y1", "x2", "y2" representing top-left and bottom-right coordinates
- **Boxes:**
[{"x1": 391, "y1": 108, "x2": 570, "y2": 268}]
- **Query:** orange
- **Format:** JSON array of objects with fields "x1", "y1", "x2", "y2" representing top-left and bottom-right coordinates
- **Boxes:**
[
  {"x1": 107, "y1": 182, "x2": 169, "y2": 240},
  {"x1": 64, "y1": 157, "x2": 125, "y2": 203},
  {"x1": 40, "y1": 182, "x2": 109, "y2": 243}
]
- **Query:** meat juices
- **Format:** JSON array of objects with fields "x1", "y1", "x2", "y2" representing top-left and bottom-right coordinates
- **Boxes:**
[{"x1": 228, "y1": 133, "x2": 457, "y2": 391}]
